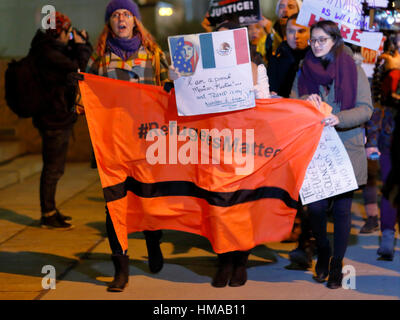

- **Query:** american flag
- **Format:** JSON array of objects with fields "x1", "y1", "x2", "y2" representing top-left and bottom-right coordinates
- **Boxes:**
[
  {"x1": 174, "y1": 38, "x2": 192, "y2": 73},
  {"x1": 170, "y1": 37, "x2": 198, "y2": 75}
]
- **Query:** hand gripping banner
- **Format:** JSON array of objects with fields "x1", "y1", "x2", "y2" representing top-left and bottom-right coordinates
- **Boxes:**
[{"x1": 79, "y1": 73, "x2": 324, "y2": 253}]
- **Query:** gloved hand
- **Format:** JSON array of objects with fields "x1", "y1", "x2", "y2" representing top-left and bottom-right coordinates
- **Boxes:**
[
  {"x1": 253, "y1": 64, "x2": 270, "y2": 99},
  {"x1": 168, "y1": 65, "x2": 181, "y2": 81}
]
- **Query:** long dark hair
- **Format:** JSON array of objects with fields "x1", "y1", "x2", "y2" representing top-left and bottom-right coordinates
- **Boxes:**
[
  {"x1": 372, "y1": 32, "x2": 400, "y2": 104},
  {"x1": 310, "y1": 20, "x2": 344, "y2": 67},
  {"x1": 383, "y1": 32, "x2": 400, "y2": 56}
]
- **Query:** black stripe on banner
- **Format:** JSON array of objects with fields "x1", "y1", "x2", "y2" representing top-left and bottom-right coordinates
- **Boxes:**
[{"x1": 103, "y1": 176, "x2": 299, "y2": 209}]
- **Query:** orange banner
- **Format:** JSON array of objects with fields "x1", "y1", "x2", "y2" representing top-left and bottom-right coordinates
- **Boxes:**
[{"x1": 79, "y1": 73, "x2": 324, "y2": 253}]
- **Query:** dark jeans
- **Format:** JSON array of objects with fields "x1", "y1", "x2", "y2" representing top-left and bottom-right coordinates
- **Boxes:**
[
  {"x1": 105, "y1": 206, "x2": 162, "y2": 255},
  {"x1": 362, "y1": 159, "x2": 379, "y2": 205},
  {"x1": 379, "y1": 152, "x2": 397, "y2": 231},
  {"x1": 297, "y1": 204, "x2": 313, "y2": 250},
  {"x1": 39, "y1": 128, "x2": 72, "y2": 215},
  {"x1": 307, "y1": 191, "x2": 354, "y2": 260}
]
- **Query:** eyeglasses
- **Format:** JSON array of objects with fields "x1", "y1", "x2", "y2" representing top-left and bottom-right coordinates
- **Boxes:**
[
  {"x1": 110, "y1": 11, "x2": 133, "y2": 20},
  {"x1": 308, "y1": 37, "x2": 331, "y2": 46}
]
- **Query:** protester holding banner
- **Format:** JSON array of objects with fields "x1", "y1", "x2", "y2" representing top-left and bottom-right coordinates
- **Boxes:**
[
  {"x1": 266, "y1": 13, "x2": 313, "y2": 270},
  {"x1": 169, "y1": 21, "x2": 269, "y2": 288},
  {"x1": 291, "y1": 20, "x2": 373, "y2": 289},
  {"x1": 365, "y1": 33, "x2": 400, "y2": 260},
  {"x1": 86, "y1": 0, "x2": 170, "y2": 292}
]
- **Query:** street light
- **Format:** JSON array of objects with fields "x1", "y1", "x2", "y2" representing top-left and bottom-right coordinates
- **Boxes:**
[{"x1": 158, "y1": 7, "x2": 174, "y2": 16}]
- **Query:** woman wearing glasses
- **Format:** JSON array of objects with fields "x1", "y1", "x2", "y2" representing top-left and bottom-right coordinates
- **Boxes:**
[
  {"x1": 86, "y1": 0, "x2": 170, "y2": 292},
  {"x1": 291, "y1": 20, "x2": 373, "y2": 289}
]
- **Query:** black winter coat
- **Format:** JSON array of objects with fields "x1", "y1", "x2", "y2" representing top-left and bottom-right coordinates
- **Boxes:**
[
  {"x1": 29, "y1": 29, "x2": 92, "y2": 130},
  {"x1": 267, "y1": 41, "x2": 309, "y2": 98}
]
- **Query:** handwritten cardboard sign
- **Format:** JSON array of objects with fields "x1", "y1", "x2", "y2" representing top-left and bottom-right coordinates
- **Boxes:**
[
  {"x1": 297, "y1": 0, "x2": 383, "y2": 51},
  {"x1": 168, "y1": 28, "x2": 255, "y2": 116},
  {"x1": 300, "y1": 126, "x2": 358, "y2": 205}
]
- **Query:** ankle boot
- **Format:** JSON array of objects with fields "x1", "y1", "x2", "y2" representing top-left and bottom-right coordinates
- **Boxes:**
[
  {"x1": 107, "y1": 254, "x2": 129, "y2": 292},
  {"x1": 212, "y1": 253, "x2": 234, "y2": 288},
  {"x1": 377, "y1": 229, "x2": 395, "y2": 261},
  {"x1": 144, "y1": 230, "x2": 164, "y2": 273},
  {"x1": 359, "y1": 213, "x2": 379, "y2": 234},
  {"x1": 289, "y1": 247, "x2": 312, "y2": 269},
  {"x1": 327, "y1": 257, "x2": 343, "y2": 289},
  {"x1": 229, "y1": 251, "x2": 250, "y2": 287},
  {"x1": 313, "y1": 246, "x2": 331, "y2": 283}
]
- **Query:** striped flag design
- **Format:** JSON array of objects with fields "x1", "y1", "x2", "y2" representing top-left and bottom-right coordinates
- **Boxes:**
[{"x1": 199, "y1": 28, "x2": 250, "y2": 69}]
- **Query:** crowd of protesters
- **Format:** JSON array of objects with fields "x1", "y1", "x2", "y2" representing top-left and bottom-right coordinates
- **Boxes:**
[{"x1": 9, "y1": 0, "x2": 400, "y2": 292}]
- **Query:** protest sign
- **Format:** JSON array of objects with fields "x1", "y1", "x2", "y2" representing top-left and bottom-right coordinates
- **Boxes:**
[
  {"x1": 168, "y1": 28, "x2": 255, "y2": 116},
  {"x1": 300, "y1": 126, "x2": 358, "y2": 205},
  {"x1": 297, "y1": 0, "x2": 383, "y2": 50},
  {"x1": 207, "y1": 0, "x2": 261, "y2": 26},
  {"x1": 360, "y1": 36, "x2": 385, "y2": 78}
]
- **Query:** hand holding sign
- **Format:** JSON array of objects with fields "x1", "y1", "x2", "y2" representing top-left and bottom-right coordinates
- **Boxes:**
[
  {"x1": 168, "y1": 28, "x2": 255, "y2": 116},
  {"x1": 253, "y1": 64, "x2": 270, "y2": 99},
  {"x1": 168, "y1": 65, "x2": 181, "y2": 81}
]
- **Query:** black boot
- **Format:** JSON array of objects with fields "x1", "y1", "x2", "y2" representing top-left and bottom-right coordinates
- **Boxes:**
[
  {"x1": 327, "y1": 257, "x2": 343, "y2": 289},
  {"x1": 212, "y1": 253, "x2": 234, "y2": 288},
  {"x1": 229, "y1": 251, "x2": 250, "y2": 287},
  {"x1": 107, "y1": 254, "x2": 129, "y2": 292},
  {"x1": 312, "y1": 246, "x2": 331, "y2": 283},
  {"x1": 144, "y1": 230, "x2": 164, "y2": 273}
]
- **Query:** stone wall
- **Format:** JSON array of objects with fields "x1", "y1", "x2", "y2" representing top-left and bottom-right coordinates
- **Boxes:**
[{"x1": 0, "y1": 59, "x2": 92, "y2": 162}]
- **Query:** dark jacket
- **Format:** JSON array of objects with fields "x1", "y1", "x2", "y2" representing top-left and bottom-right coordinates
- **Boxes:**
[
  {"x1": 265, "y1": 21, "x2": 285, "y2": 63},
  {"x1": 267, "y1": 41, "x2": 309, "y2": 97},
  {"x1": 29, "y1": 29, "x2": 92, "y2": 130},
  {"x1": 382, "y1": 110, "x2": 400, "y2": 207},
  {"x1": 366, "y1": 64, "x2": 399, "y2": 152}
]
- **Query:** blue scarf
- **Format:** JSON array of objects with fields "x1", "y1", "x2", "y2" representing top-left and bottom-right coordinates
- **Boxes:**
[{"x1": 107, "y1": 35, "x2": 141, "y2": 60}]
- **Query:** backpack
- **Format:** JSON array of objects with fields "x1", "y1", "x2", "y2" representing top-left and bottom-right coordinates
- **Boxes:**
[{"x1": 4, "y1": 54, "x2": 47, "y2": 118}]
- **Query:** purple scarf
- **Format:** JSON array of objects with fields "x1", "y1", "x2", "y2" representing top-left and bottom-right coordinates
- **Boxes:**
[
  {"x1": 106, "y1": 35, "x2": 141, "y2": 60},
  {"x1": 298, "y1": 49, "x2": 358, "y2": 110}
]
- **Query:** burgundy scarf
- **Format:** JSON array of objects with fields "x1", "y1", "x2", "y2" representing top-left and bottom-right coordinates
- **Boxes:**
[{"x1": 298, "y1": 49, "x2": 358, "y2": 110}]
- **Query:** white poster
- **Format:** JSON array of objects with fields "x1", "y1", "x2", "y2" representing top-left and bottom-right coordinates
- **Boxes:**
[
  {"x1": 168, "y1": 28, "x2": 255, "y2": 116},
  {"x1": 300, "y1": 126, "x2": 358, "y2": 205},
  {"x1": 297, "y1": 0, "x2": 384, "y2": 51}
]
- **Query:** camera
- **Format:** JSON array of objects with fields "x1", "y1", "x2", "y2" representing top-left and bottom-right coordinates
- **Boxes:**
[
  {"x1": 361, "y1": 0, "x2": 400, "y2": 32},
  {"x1": 69, "y1": 28, "x2": 87, "y2": 41}
]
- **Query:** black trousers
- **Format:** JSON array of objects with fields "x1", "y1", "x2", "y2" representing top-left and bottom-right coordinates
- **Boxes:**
[
  {"x1": 105, "y1": 206, "x2": 162, "y2": 255},
  {"x1": 39, "y1": 128, "x2": 72, "y2": 215},
  {"x1": 307, "y1": 191, "x2": 354, "y2": 259}
]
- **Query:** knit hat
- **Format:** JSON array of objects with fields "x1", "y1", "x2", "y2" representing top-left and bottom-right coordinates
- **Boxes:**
[
  {"x1": 47, "y1": 11, "x2": 72, "y2": 35},
  {"x1": 105, "y1": 0, "x2": 141, "y2": 22},
  {"x1": 275, "y1": 0, "x2": 303, "y2": 16}
]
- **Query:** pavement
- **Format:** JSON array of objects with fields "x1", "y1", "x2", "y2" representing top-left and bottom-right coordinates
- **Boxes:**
[{"x1": 0, "y1": 162, "x2": 399, "y2": 302}]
